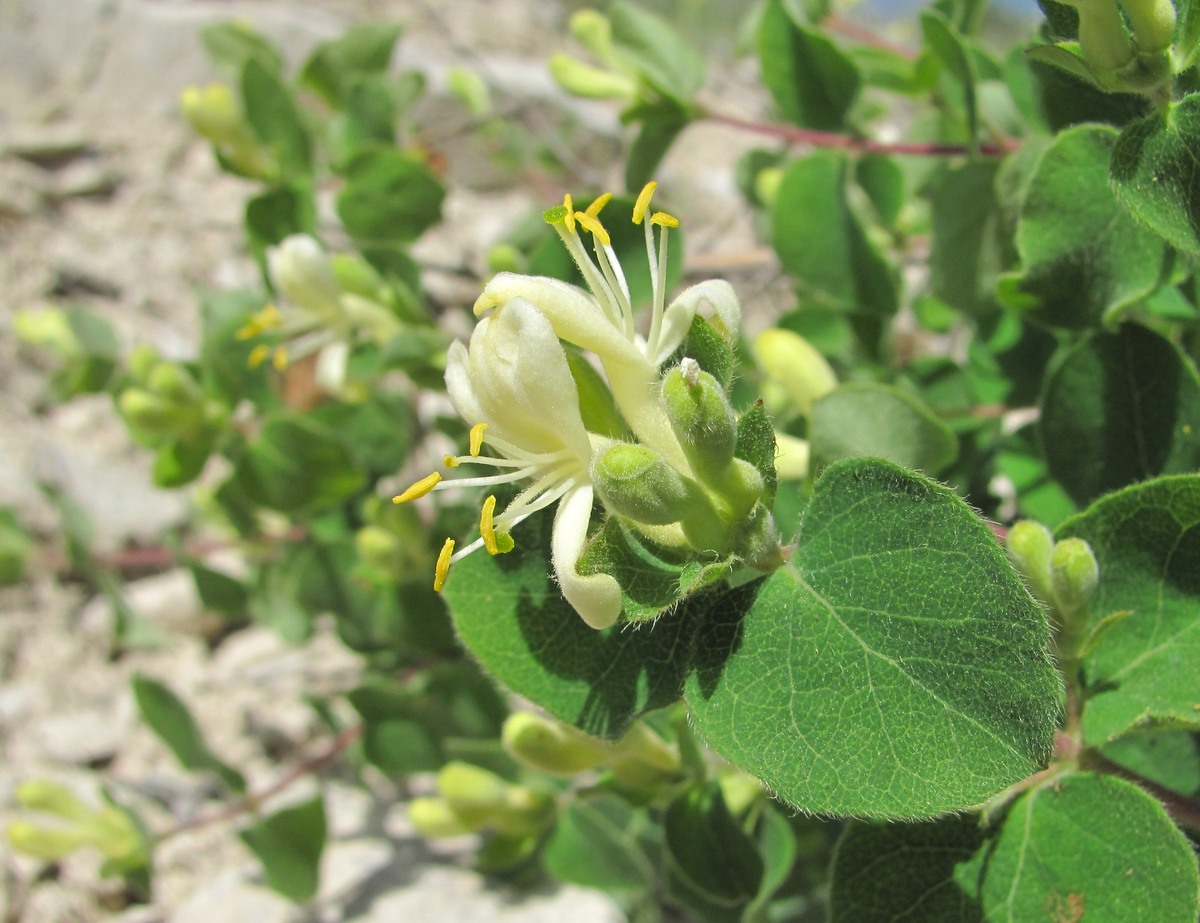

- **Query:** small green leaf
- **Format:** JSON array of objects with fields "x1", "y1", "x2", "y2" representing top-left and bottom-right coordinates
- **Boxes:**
[
  {"x1": 189, "y1": 563, "x2": 248, "y2": 617},
  {"x1": 624, "y1": 100, "x2": 690, "y2": 192},
  {"x1": 854, "y1": 155, "x2": 905, "y2": 230},
  {"x1": 1101, "y1": 731, "x2": 1200, "y2": 796},
  {"x1": 977, "y1": 773, "x2": 1199, "y2": 922},
  {"x1": 336, "y1": 149, "x2": 445, "y2": 244},
  {"x1": 809, "y1": 382, "x2": 959, "y2": 475},
  {"x1": 347, "y1": 682, "x2": 443, "y2": 775},
  {"x1": 1001, "y1": 124, "x2": 1167, "y2": 329},
  {"x1": 299, "y1": 22, "x2": 403, "y2": 106},
  {"x1": 131, "y1": 674, "x2": 245, "y2": 794},
  {"x1": 239, "y1": 795, "x2": 326, "y2": 902},
  {"x1": 245, "y1": 183, "x2": 317, "y2": 269},
  {"x1": 241, "y1": 60, "x2": 312, "y2": 178},
  {"x1": 200, "y1": 22, "x2": 282, "y2": 80},
  {"x1": 542, "y1": 796, "x2": 655, "y2": 891},
  {"x1": 771, "y1": 152, "x2": 897, "y2": 317},
  {"x1": 927, "y1": 160, "x2": 1002, "y2": 315},
  {"x1": 685, "y1": 458, "x2": 1059, "y2": 818},
  {"x1": 0, "y1": 507, "x2": 34, "y2": 586},
  {"x1": 830, "y1": 815, "x2": 987, "y2": 923},
  {"x1": 665, "y1": 783, "x2": 764, "y2": 921},
  {"x1": 232, "y1": 413, "x2": 365, "y2": 514},
  {"x1": 609, "y1": 0, "x2": 704, "y2": 105},
  {"x1": 1026, "y1": 42, "x2": 1103, "y2": 90},
  {"x1": 921, "y1": 11, "x2": 978, "y2": 141},
  {"x1": 759, "y1": 0, "x2": 861, "y2": 130},
  {"x1": 1110, "y1": 93, "x2": 1200, "y2": 257},
  {"x1": 1056, "y1": 474, "x2": 1200, "y2": 744},
  {"x1": 1040, "y1": 324, "x2": 1200, "y2": 507}
]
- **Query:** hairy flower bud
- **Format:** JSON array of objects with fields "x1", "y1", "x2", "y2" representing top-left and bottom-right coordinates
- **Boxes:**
[
  {"x1": 406, "y1": 797, "x2": 473, "y2": 838},
  {"x1": 592, "y1": 442, "x2": 694, "y2": 526},
  {"x1": 1007, "y1": 520, "x2": 1056, "y2": 607},
  {"x1": 753, "y1": 329, "x2": 837, "y2": 417},
  {"x1": 662, "y1": 359, "x2": 737, "y2": 484},
  {"x1": 502, "y1": 712, "x2": 608, "y2": 774},
  {"x1": 1050, "y1": 537, "x2": 1100, "y2": 616},
  {"x1": 1123, "y1": 0, "x2": 1176, "y2": 53}
]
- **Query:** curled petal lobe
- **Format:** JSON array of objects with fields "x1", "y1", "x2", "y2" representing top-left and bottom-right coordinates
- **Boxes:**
[
  {"x1": 654, "y1": 280, "x2": 742, "y2": 366},
  {"x1": 551, "y1": 485, "x2": 621, "y2": 630}
]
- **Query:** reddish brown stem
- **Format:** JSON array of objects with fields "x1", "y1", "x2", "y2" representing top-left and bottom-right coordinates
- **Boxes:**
[
  {"x1": 703, "y1": 110, "x2": 1019, "y2": 157},
  {"x1": 157, "y1": 722, "x2": 363, "y2": 843}
]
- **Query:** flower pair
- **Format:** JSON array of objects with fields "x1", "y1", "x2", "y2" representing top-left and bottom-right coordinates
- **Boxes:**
[{"x1": 397, "y1": 183, "x2": 751, "y2": 629}]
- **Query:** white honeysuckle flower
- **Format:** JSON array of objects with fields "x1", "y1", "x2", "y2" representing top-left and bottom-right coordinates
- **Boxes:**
[
  {"x1": 473, "y1": 183, "x2": 741, "y2": 474},
  {"x1": 396, "y1": 297, "x2": 621, "y2": 630},
  {"x1": 396, "y1": 183, "x2": 746, "y2": 631},
  {"x1": 238, "y1": 234, "x2": 400, "y2": 394}
]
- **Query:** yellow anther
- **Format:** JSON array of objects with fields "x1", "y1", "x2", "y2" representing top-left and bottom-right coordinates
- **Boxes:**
[
  {"x1": 563, "y1": 194, "x2": 575, "y2": 233},
  {"x1": 236, "y1": 304, "x2": 282, "y2": 340},
  {"x1": 444, "y1": 455, "x2": 461, "y2": 468},
  {"x1": 433, "y1": 537, "x2": 454, "y2": 592},
  {"x1": 574, "y1": 211, "x2": 611, "y2": 246},
  {"x1": 272, "y1": 347, "x2": 289, "y2": 370},
  {"x1": 650, "y1": 211, "x2": 679, "y2": 229},
  {"x1": 469, "y1": 422, "x2": 489, "y2": 456},
  {"x1": 480, "y1": 495, "x2": 499, "y2": 555},
  {"x1": 393, "y1": 471, "x2": 442, "y2": 503},
  {"x1": 248, "y1": 344, "x2": 270, "y2": 368},
  {"x1": 585, "y1": 192, "x2": 612, "y2": 217},
  {"x1": 633, "y1": 181, "x2": 658, "y2": 224}
]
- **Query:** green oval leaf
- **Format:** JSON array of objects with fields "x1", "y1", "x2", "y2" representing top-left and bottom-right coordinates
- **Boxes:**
[
  {"x1": 810, "y1": 382, "x2": 959, "y2": 476},
  {"x1": 1041, "y1": 323, "x2": 1200, "y2": 507},
  {"x1": 1111, "y1": 93, "x2": 1200, "y2": 256},
  {"x1": 685, "y1": 458, "x2": 1059, "y2": 818},
  {"x1": 1001, "y1": 124, "x2": 1167, "y2": 329},
  {"x1": 239, "y1": 795, "x2": 326, "y2": 902},
  {"x1": 978, "y1": 773, "x2": 1199, "y2": 922},
  {"x1": 759, "y1": 0, "x2": 860, "y2": 131},
  {"x1": 336, "y1": 149, "x2": 445, "y2": 245}
]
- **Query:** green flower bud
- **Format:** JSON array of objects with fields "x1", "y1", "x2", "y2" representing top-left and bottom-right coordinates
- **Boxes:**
[
  {"x1": 592, "y1": 442, "x2": 694, "y2": 525},
  {"x1": 13, "y1": 308, "x2": 76, "y2": 356},
  {"x1": 147, "y1": 362, "x2": 200, "y2": 405},
  {"x1": 1051, "y1": 537, "x2": 1100, "y2": 616},
  {"x1": 180, "y1": 84, "x2": 243, "y2": 146},
  {"x1": 1007, "y1": 520, "x2": 1055, "y2": 606},
  {"x1": 118, "y1": 388, "x2": 176, "y2": 439},
  {"x1": 437, "y1": 761, "x2": 510, "y2": 824},
  {"x1": 609, "y1": 722, "x2": 682, "y2": 791},
  {"x1": 407, "y1": 797, "x2": 473, "y2": 838},
  {"x1": 447, "y1": 66, "x2": 492, "y2": 116},
  {"x1": 485, "y1": 243, "x2": 524, "y2": 275},
  {"x1": 501, "y1": 712, "x2": 608, "y2": 774},
  {"x1": 1076, "y1": 0, "x2": 1135, "y2": 74},
  {"x1": 7, "y1": 821, "x2": 91, "y2": 861},
  {"x1": 16, "y1": 781, "x2": 92, "y2": 822},
  {"x1": 355, "y1": 525, "x2": 403, "y2": 575},
  {"x1": 128, "y1": 344, "x2": 160, "y2": 383},
  {"x1": 548, "y1": 53, "x2": 638, "y2": 100},
  {"x1": 569, "y1": 9, "x2": 618, "y2": 64},
  {"x1": 1124, "y1": 0, "x2": 1176, "y2": 53},
  {"x1": 752, "y1": 329, "x2": 837, "y2": 416},
  {"x1": 662, "y1": 359, "x2": 737, "y2": 485},
  {"x1": 717, "y1": 770, "x2": 764, "y2": 817}
]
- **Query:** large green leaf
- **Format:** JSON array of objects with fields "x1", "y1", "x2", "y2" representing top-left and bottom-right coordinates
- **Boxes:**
[
  {"x1": 1040, "y1": 324, "x2": 1200, "y2": 507},
  {"x1": 685, "y1": 458, "x2": 1059, "y2": 818},
  {"x1": 759, "y1": 0, "x2": 860, "y2": 130},
  {"x1": 927, "y1": 161, "x2": 1002, "y2": 315},
  {"x1": 809, "y1": 382, "x2": 958, "y2": 476},
  {"x1": 772, "y1": 152, "x2": 897, "y2": 316},
  {"x1": 977, "y1": 773, "x2": 1199, "y2": 922},
  {"x1": 1000, "y1": 124, "x2": 1167, "y2": 329},
  {"x1": 921, "y1": 11, "x2": 977, "y2": 141},
  {"x1": 830, "y1": 773, "x2": 1200, "y2": 921},
  {"x1": 239, "y1": 795, "x2": 326, "y2": 902},
  {"x1": 1056, "y1": 474, "x2": 1200, "y2": 744},
  {"x1": 1110, "y1": 93, "x2": 1200, "y2": 257}
]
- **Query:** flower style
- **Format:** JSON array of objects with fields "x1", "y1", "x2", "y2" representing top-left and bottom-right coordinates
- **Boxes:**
[
  {"x1": 395, "y1": 183, "x2": 749, "y2": 630},
  {"x1": 237, "y1": 235, "x2": 400, "y2": 395}
]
